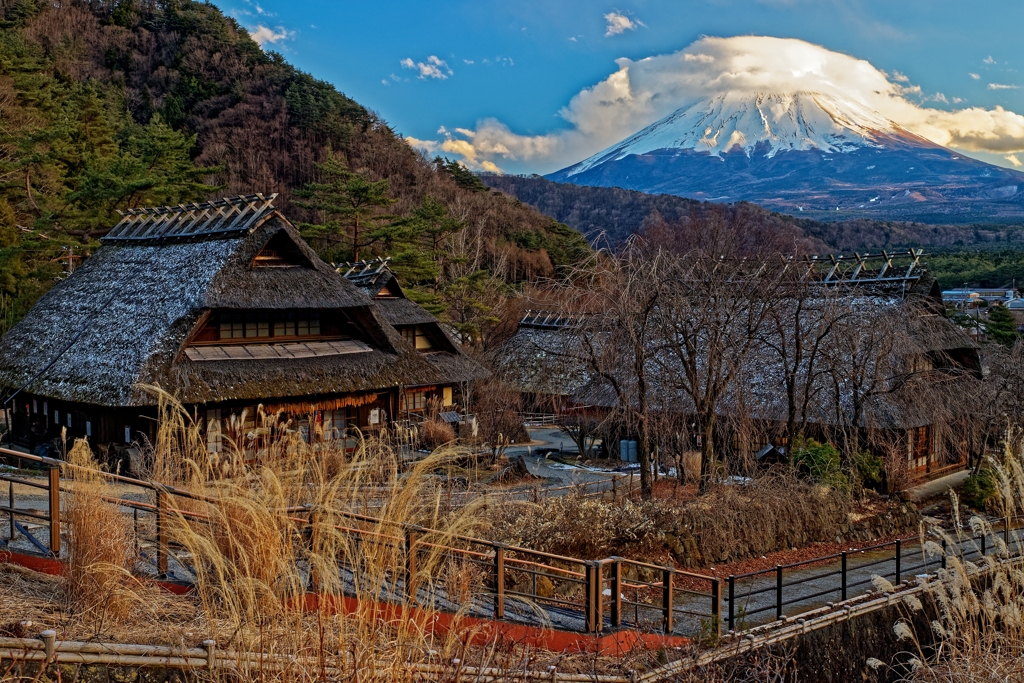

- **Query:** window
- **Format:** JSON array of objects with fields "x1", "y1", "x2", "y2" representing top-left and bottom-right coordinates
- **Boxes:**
[
  {"x1": 206, "y1": 409, "x2": 222, "y2": 453},
  {"x1": 220, "y1": 314, "x2": 245, "y2": 339},
  {"x1": 400, "y1": 389, "x2": 429, "y2": 412},
  {"x1": 399, "y1": 326, "x2": 434, "y2": 351},
  {"x1": 252, "y1": 233, "x2": 310, "y2": 268},
  {"x1": 322, "y1": 409, "x2": 354, "y2": 441},
  {"x1": 218, "y1": 312, "x2": 320, "y2": 341}
]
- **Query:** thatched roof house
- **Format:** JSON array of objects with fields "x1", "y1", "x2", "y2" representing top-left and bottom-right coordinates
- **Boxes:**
[
  {"x1": 0, "y1": 195, "x2": 485, "y2": 456},
  {"x1": 495, "y1": 260, "x2": 980, "y2": 481}
]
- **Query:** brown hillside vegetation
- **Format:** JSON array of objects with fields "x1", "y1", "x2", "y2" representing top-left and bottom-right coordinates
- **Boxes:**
[{"x1": 482, "y1": 174, "x2": 1024, "y2": 252}]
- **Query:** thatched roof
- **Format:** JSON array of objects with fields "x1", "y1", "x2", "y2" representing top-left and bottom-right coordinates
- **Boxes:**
[
  {"x1": 0, "y1": 197, "x2": 485, "y2": 407},
  {"x1": 375, "y1": 297, "x2": 439, "y2": 326},
  {"x1": 494, "y1": 274, "x2": 980, "y2": 432}
]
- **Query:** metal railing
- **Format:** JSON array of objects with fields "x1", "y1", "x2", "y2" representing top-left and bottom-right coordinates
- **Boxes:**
[
  {"x1": 0, "y1": 447, "x2": 718, "y2": 636},
  {"x1": 724, "y1": 517, "x2": 1023, "y2": 631}
]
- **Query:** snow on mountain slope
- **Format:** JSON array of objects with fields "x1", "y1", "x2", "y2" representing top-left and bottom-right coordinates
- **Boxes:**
[
  {"x1": 566, "y1": 91, "x2": 907, "y2": 177},
  {"x1": 546, "y1": 88, "x2": 1024, "y2": 222}
]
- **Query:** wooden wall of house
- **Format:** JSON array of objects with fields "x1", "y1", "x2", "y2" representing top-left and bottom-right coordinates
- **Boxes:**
[{"x1": 3, "y1": 392, "x2": 156, "y2": 468}]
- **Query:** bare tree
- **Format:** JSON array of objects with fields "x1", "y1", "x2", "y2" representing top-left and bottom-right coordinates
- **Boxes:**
[
  {"x1": 555, "y1": 410, "x2": 606, "y2": 459},
  {"x1": 759, "y1": 278, "x2": 847, "y2": 456},
  {"x1": 530, "y1": 242, "x2": 668, "y2": 497},
  {"x1": 653, "y1": 254, "x2": 785, "y2": 493}
]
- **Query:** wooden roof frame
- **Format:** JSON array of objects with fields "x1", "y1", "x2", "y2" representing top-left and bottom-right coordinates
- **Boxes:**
[{"x1": 102, "y1": 194, "x2": 278, "y2": 244}]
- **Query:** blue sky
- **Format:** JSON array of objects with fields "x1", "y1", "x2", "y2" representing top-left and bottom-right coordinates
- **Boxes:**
[{"x1": 213, "y1": 0, "x2": 1024, "y2": 174}]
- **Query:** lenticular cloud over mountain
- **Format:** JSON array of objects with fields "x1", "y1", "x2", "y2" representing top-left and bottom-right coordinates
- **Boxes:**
[{"x1": 418, "y1": 36, "x2": 1024, "y2": 174}]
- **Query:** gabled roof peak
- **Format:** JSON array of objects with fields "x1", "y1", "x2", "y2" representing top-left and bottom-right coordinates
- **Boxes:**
[
  {"x1": 337, "y1": 257, "x2": 403, "y2": 297},
  {"x1": 103, "y1": 193, "x2": 278, "y2": 244}
]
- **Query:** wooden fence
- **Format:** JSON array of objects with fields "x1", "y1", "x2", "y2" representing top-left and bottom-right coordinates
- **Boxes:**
[{"x1": 0, "y1": 446, "x2": 719, "y2": 637}]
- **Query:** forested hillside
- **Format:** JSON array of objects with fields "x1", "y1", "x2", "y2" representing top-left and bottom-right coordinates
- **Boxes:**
[
  {"x1": 0, "y1": 0, "x2": 587, "y2": 341},
  {"x1": 483, "y1": 174, "x2": 1024, "y2": 254}
]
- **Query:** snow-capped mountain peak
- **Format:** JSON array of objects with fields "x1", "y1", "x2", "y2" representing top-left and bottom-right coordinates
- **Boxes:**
[{"x1": 566, "y1": 91, "x2": 902, "y2": 177}]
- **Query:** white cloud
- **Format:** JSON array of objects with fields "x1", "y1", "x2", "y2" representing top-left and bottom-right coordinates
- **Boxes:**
[
  {"x1": 406, "y1": 136, "x2": 440, "y2": 156},
  {"x1": 988, "y1": 83, "x2": 1019, "y2": 90},
  {"x1": 969, "y1": 73, "x2": 981, "y2": 80},
  {"x1": 401, "y1": 55, "x2": 453, "y2": 80},
  {"x1": 423, "y1": 36, "x2": 1024, "y2": 173},
  {"x1": 604, "y1": 12, "x2": 643, "y2": 37},
  {"x1": 248, "y1": 25, "x2": 292, "y2": 48},
  {"x1": 984, "y1": 56, "x2": 997, "y2": 65},
  {"x1": 463, "y1": 59, "x2": 474, "y2": 64},
  {"x1": 1007, "y1": 154, "x2": 1022, "y2": 168},
  {"x1": 892, "y1": 71, "x2": 910, "y2": 83}
]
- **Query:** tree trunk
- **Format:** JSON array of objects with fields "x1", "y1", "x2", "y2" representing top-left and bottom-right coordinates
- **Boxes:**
[
  {"x1": 637, "y1": 411, "x2": 652, "y2": 499},
  {"x1": 698, "y1": 413, "x2": 717, "y2": 495},
  {"x1": 785, "y1": 377, "x2": 798, "y2": 464}
]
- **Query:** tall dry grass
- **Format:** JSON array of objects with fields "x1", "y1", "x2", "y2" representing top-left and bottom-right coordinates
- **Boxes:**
[
  {"x1": 885, "y1": 428, "x2": 1024, "y2": 682},
  {"x1": 123, "y1": 388, "x2": 498, "y2": 680},
  {"x1": 62, "y1": 435, "x2": 141, "y2": 624}
]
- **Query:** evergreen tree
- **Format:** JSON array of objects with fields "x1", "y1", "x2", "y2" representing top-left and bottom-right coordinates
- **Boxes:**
[
  {"x1": 987, "y1": 304, "x2": 1019, "y2": 346},
  {"x1": 435, "y1": 157, "x2": 489, "y2": 193},
  {"x1": 390, "y1": 195, "x2": 464, "y2": 289},
  {"x1": 295, "y1": 156, "x2": 397, "y2": 261}
]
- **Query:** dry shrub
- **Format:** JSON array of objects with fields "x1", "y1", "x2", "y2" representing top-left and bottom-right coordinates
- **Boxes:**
[
  {"x1": 63, "y1": 438, "x2": 140, "y2": 621},
  {"x1": 883, "y1": 443, "x2": 911, "y2": 495},
  {"x1": 420, "y1": 419, "x2": 455, "y2": 448},
  {"x1": 682, "y1": 450, "x2": 702, "y2": 484},
  {"x1": 488, "y1": 493, "x2": 660, "y2": 558},
  {"x1": 488, "y1": 471, "x2": 850, "y2": 565},
  {"x1": 669, "y1": 472, "x2": 850, "y2": 565}
]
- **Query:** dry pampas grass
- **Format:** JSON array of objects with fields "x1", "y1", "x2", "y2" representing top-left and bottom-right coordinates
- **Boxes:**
[{"x1": 62, "y1": 437, "x2": 142, "y2": 623}]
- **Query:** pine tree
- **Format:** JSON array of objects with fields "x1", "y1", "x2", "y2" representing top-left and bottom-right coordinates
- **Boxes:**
[
  {"x1": 986, "y1": 304, "x2": 1019, "y2": 346},
  {"x1": 295, "y1": 156, "x2": 396, "y2": 261}
]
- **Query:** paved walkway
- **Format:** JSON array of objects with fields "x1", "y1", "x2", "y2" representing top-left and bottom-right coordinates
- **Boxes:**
[{"x1": 907, "y1": 468, "x2": 972, "y2": 502}]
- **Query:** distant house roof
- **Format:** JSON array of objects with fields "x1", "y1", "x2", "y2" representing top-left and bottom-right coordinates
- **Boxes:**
[
  {"x1": 338, "y1": 257, "x2": 460, "y2": 337},
  {"x1": 0, "y1": 197, "x2": 485, "y2": 407},
  {"x1": 494, "y1": 270, "x2": 979, "y2": 432},
  {"x1": 338, "y1": 258, "x2": 403, "y2": 297}
]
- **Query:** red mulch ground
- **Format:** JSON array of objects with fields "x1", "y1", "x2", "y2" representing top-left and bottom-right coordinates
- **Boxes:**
[{"x1": 697, "y1": 532, "x2": 915, "y2": 581}]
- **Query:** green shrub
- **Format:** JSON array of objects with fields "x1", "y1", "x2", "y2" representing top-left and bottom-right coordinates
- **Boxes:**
[
  {"x1": 853, "y1": 450, "x2": 884, "y2": 490},
  {"x1": 961, "y1": 469, "x2": 998, "y2": 510},
  {"x1": 792, "y1": 437, "x2": 849, "y2": 492}
]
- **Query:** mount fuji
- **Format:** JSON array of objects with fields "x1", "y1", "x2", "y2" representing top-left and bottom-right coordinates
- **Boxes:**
[{"x1": 547, "y1": 92, "x2": 1024, "y2": 222}]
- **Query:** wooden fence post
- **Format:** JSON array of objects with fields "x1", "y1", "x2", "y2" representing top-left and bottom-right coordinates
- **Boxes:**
[
  {"x1": 156, "y1": 490, "x2": 169, "y2": 577},
  {"x1": 48, "y1": 466, "x2": 60, "y2": 556},
  {"x1": 610, "y1": 559, "x2": 622, "y2": 627},
  {"x1": 493, "y1": 545, "x2": 505, "y2": 619},
  {"x1": 662, "y1": 569, "x2": 674, "y2": 634},
  {"x1": 711, "y1": 578, "x2": 721, "y2": 636},
  {"x1": 584, "y1": 562, "x2": 602, "y2": 633}
]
